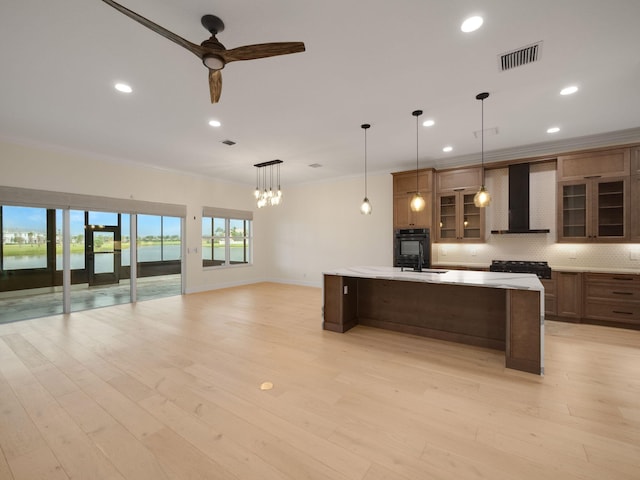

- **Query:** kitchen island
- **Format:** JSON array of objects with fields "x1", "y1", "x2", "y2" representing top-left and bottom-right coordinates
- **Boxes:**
[{"x1": 323, "y1": 266, "x2": 544, "y2": 375}]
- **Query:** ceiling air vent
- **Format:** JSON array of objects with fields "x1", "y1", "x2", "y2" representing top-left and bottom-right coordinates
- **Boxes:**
[
  {"x1": 221, "y1": 139, "x2": 236, "y2": 146},
  {"x1": 499, "y1": 41, "x2": 542, "y2": 71},
  {"x1": 308, "y1": 163, "x2": 322, "y2": 168}
]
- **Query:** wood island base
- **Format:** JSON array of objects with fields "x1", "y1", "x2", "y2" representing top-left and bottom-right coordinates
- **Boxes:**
[{"x1": 323, "y1": 273, "x2": 543, "y2": 375}]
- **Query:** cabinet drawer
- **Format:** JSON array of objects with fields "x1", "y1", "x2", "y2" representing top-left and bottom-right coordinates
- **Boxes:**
[
  {"x1": 585, "y1": 272, "x2": 640, "y2": 285},
  {"x1": 584, "y1": 300, "x2": 640, "y2": 325},
  {"x1": 585, "y1": 283, "x2": 640, "y2": 301}
]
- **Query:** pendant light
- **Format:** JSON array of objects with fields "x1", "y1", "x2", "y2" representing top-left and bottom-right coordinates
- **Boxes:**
[
  {"x1": 253, "y1": 159, "x2": 283, "y2": 208},
  {"x1": 474, "y1": 92, "x2": 491, "y2": 208},
  {"x1": 410, "y1": 109, "x2": 425, "y2": 212},
  {"x1": 360, "y1": 123, "x2": 372, "y2": 215}
]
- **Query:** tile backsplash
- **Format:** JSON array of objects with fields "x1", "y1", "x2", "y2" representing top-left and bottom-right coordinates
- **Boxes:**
[{"x1": 432, "y1": 163, "x2": 640, "y2": 272}]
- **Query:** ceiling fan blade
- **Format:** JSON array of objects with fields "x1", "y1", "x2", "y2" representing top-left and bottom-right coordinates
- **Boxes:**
[
  {"x1": 221, "y1": 42, "x2": 305, "y2": 63},
  {"x1": 101, "y1": 0, "x2": 204, "y2": 58},
  {"x1": 209, "y1": 70, "x2": 222, "y2": 103}
]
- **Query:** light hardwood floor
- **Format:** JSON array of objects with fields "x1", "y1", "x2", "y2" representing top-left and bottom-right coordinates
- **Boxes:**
[{"x1": 0, "y1": 282, "x2": 638, "y2": 480}]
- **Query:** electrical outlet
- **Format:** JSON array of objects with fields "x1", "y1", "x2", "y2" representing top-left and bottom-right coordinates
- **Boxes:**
[
  {"x1": 470, "y1": 247, "x2": 477, "y2": 256},
  {"x1": 630, "y1": 250, "x2": 639, "y2": 261},
  {"x1": 343, "y1": 285, "x2": 348, "y2": 295},
  {"x1": 569, "y1": 249, "x2": 577, "y2": 259}
]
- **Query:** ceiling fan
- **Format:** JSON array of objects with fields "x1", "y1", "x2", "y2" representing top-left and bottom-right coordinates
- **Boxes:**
[{"x1": 101, "y1": 0, "x2": 306, "y2": 103}]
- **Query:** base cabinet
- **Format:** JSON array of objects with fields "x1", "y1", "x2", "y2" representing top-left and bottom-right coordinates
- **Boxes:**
[
  {"x1": 584, "y1": 273, "x2": 640, "y2": 327},
  {"x1": 556, "y1": 272, "x2": 583, "y2": 319},
  {"x1": 548, "y1": 271, "x2": 639, "y2": 329},
  {"x1": 540, "y1": 274, "x2": 557, "y2": 317}
]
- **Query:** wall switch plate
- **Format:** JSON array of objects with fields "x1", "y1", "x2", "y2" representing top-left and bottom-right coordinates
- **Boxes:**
[
  {"x1": 630, "y1": 251, "x2": 639, "y2": 261},
  {"x1": 343, "y1": 285, "x2": 348, "y2": 295},
  {"x1": 569, "y1": 249, "x2": 577, "y2": 259}
]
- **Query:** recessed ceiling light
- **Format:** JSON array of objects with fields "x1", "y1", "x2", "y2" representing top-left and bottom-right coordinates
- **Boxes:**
[
  {"x1": 560, "y1": 85, "x2": 578, "y2": 96},
  {"x1": 114, "y1": 83, "x2": 132, "y2": 93},
  {"x1": 461, "y1": 16, "x2": 483, "y2": 33},
  {"x1": 547, "y1": 127, "x2": 560, "y2": 133},
  {"x1": 443, "y1": 146, "x2": 453, "y2": 152},
  {"x1": 422, "y1": 119, "x2": 435, "y2": 127},
  {"x1": 208, "y1": 120, "x2": 221, "y2": 127}
]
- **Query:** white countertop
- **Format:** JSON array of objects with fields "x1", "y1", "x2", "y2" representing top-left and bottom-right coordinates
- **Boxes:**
[{"x1": 324, "y1": 266, "x2": 544, "y2": 292}]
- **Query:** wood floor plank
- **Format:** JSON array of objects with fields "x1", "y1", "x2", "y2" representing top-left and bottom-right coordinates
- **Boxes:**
[
  {"x1": 7, "y1": 446, "x2": 69, "y2": 480},
  {"x1": 0, "y1": 337, "x2": 126, "y2": 480},
  {"x1": 0, "y1": 447, "x2": 16, "y2": 480},
  {"x1": 56, "y1": 389, "x2": 170, "y2": 480},
  {"x1": 0, "y1": 283, "x2": 638, "y2": 479}
]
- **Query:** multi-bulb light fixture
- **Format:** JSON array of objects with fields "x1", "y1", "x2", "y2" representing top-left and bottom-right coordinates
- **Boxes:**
[{"x1": 253, "y1": 159, "x2": 283, "y2": 208}]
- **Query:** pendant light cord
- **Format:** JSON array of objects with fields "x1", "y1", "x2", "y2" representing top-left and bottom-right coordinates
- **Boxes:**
[
  {"x1": 364, "y1": 127, "x2": 368, "y2": 196},
  {"x1": 481, "y1": 96, "x2": 485, "y2": 186},
  {"x1": 415, "y1": 113, "x2": 419, "y2": 192}
]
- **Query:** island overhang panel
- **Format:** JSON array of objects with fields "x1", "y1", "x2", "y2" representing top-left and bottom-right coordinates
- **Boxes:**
[{"x1": 323, "y1": 267, "x2": 544, "y2": 375}]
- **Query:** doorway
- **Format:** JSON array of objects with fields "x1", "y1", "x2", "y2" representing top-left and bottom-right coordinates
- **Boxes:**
[{"x1": 87, "y1": 226, "x2": 121, "y2": 286}]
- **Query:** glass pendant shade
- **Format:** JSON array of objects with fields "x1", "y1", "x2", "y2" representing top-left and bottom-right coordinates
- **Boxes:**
[
  {"x1": 410, "y1": 192, "x2": 426, "y2": 212},
  {"x1": 360, "y1": 197, "x2": 372, "y2": 215},
  {"x1": 473, "y1": 186, "x2": 491, "y2": 207}
]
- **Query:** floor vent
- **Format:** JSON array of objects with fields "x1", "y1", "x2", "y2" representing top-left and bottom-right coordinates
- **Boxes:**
[{"x1": 499, "y1": 41, "x2": 542, "y2": 71}]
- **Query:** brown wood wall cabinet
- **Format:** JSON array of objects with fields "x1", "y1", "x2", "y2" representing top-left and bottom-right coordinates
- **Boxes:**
[
  {"x1": 557, "y1": 148, "x2": 631, "y2": 242},
  {"x1": 435, "y1": 167, "x2": 485, "y2": 243},
  {"x1": 631, "y1": 147, "x2": 640, "y2": 241},
  {"x1": 392, "y1": 168, "x2": 434, "y2": 229}
]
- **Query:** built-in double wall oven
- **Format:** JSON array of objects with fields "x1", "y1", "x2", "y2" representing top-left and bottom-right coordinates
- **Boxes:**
[{"x1": 394, "y1": 228, "x2": 430, "y2": 270}]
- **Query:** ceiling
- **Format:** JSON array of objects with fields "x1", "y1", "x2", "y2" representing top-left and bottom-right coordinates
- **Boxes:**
[{"x1": 1, "y1": 0, "x2": 639, "y2": 187}]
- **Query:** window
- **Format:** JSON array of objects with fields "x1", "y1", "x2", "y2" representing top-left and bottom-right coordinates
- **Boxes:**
[
  {"x1": 1, "y1": 206, "x2": 48, "y2": 270},
  {"x1": 202, "y1": 216, "x2": 252, "y2": 267},
  {"x1": 137, "y1": 214, "x2": 182, "y2": 263}
]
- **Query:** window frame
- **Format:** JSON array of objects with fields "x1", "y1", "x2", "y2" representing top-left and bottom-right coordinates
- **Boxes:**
[{"x1": 202, "y1": 216, "x2": 252, "y2": 268}]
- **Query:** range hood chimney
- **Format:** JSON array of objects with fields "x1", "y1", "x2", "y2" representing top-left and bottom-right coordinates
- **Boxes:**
[{"x1": 491, "y1": 163, "x2": 550, "y2": 234}]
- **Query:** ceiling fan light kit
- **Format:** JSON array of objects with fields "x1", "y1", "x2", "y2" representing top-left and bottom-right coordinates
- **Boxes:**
[{"x1": 100, "y1": 1, "x2": 305, "y2": 103}]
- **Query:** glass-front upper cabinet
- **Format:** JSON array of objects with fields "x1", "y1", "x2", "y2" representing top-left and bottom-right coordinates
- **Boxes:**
[
  {"x1": 436, "y1": 189, "x2": 483, "y2": 242},
  {"x1": 558, "y1": 177, "x2": 628, "y2": 242},
  {"x1": 434, "y1": 167, "x2": 484, "y2": 243},
  {"x1": 557, "y1": 147, "x2": 630, "y2": 243}
]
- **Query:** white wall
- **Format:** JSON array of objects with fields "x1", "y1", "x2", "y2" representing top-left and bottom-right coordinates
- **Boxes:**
[{"x1": 258, "y1": 173, "x2": 394, "y2": 287}]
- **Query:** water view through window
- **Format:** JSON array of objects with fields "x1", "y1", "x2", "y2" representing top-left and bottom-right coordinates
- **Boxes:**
[{"x1": 1, "y1": 204, "x2": 183, "y2": 324}]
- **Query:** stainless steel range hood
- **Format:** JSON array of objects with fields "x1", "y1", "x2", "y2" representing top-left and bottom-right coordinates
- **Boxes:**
[{"x1": 491, "y1": 163, "x2": 550, "y2": 234}]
